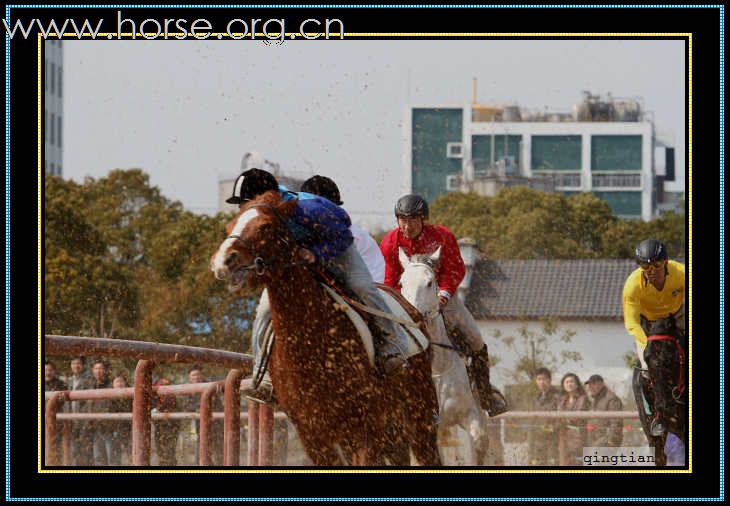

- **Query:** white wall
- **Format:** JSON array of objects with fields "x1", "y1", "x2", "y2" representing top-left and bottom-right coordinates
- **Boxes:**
[{"x1": 477, "y1": 319, "x2": 636, "y2": 400}]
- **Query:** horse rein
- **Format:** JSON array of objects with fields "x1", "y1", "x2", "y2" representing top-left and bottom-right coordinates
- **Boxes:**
[{"x1": 227, "y1": 203, "x2": 310, "y2": 275}]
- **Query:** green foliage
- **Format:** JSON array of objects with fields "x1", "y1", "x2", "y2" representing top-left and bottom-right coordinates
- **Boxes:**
[
  {"x1": 623, "y1": 351, "x2": 641, "y2": 370},
  {"x1": 44, "y1": 170, "x2": 257, "y2": 354},
  {"x1": 429, "y1": 187, "x2": 685, "y2": 259},
  {"x1": 493, "y1": 317, "x2": 581, "y2": 385}
]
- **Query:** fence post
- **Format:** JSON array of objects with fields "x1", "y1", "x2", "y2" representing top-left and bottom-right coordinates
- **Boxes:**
[
  {"x1": 247, "y1": 400, "x2": 260, "y2": 466},
  {"x1": 44, "y1": 391, "x2": 66, "y2": 466},
  {"x1": 199, "y1": 382, "x2": 219, "y2": 466},
  {"x1": 259, "y1": 404, "x2": 275, "y2": 466},
  {"x1": 223, "y1": 369, "x2": 243, "y2": 466},
  {"x1": 558, "y1": 425, "x2": 567, "y2": 466},
  {"x1": 132, "y1": 359, "x2": 154, "y2": 466},
  {"x1": 62, "y1": 420, "x2": 72, "y2": 465}
]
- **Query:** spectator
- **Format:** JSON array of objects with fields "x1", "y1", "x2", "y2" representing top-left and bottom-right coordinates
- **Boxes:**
[
  {"x1": 527, "y1": 367, "x2": 561, "y2": 466},
  {"x1": 108, "y1": 374, "x2": 132, "y2": 466},
  {"x1": 89, "y1": 359, "x2": 113, "y2": 466},
  {"x1": 44, "y1": 360, "x2": 68, "y2": 392},
  {"x1": 182, "y1": 365, "x2": 224, "y2": 465},
  {"x1": 584, "y1": 374, "x2": 623, "y2": 448},
  {"x1": 557, "y1": 372, "x2": 590, "y2": 466},
  {"x1": 68, "y1": 356, "x2": 94, "y2": 466},
  {"x1": 152, "y1": 377, "x2": 181, "y2": 466}
]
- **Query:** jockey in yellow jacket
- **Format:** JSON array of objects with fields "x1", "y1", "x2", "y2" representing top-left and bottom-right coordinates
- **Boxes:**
[{"x1": 622, "y1": 238, "x2": 685, "y2": 436}]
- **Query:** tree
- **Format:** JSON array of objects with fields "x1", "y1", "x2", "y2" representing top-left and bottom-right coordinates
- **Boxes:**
[
  {"x1": 45, "y1": 175, "x2": 138, "y2": 338},
  {"x1": 429, "y1": 187, "x2": 685, "y2": 259},
  {"x1": 492, "y1": 317, "x2": 582, "y2": 385},
  {"x1": 44, "y1": 170, "x2": 259, "y2": 354}
]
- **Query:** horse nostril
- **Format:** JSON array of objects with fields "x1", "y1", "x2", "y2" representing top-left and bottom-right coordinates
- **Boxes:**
[{"x1": 225, "y1": 251, "x2": 238, "y2": 266}]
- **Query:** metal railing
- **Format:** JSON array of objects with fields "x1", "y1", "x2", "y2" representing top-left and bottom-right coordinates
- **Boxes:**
[{"x1": 43, "y1": 335, "x2": 280, "y2": 467}]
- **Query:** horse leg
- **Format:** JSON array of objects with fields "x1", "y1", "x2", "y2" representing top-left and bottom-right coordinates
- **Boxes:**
[
  {"x1": 468, "y1": 412, "x2": 490, "y2": 466},
  {"x1": 295, "y1": 428, "x2": 343, "y2": 466},
  {"x1": 651, "y1": 434, "x2": 667, "y2": 467},
  {"x1": 402, "y1": 360, "x2": 442, "y2": 466},
  {"x1": 381, "y1": 420, "x2": 411, "y2": 466}
]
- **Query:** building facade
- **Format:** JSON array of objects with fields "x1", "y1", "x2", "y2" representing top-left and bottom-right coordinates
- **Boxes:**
[
  {"x1": 404, "y1": 94, "x2": 682, "y2": 220},
  {"x1": 45, "y1": 40, "x2": 63, "y2": 176}
]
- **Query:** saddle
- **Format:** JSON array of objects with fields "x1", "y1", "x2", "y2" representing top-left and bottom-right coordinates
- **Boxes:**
[{"x1": 251, "y1": 271, "x2": 431, "y2": 386}]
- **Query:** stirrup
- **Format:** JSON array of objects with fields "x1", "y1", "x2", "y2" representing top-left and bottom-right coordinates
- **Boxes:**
[
  {"x1": 649, "y1": 416, "x2": 666, "y2": 437},
  {"x1": 485, "y1": 389, "x2": 509, "y2": 417},
  {"x1": 242, "y1": 382, "x2": 275, "y2": 405}
]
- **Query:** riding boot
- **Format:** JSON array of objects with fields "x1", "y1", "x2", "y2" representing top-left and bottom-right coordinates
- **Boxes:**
[
  {"x1": 468, "y1": 344, "x2": 509, "y2": 416},
  {"x1": 241, "y1": 320, "x2": 276, "y2": 404}
]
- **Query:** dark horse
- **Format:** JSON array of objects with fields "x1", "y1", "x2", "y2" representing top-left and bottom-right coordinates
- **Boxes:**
[
  {"x1": 632, "y1": 318, "x2": 687, "y2": 467},
  {"x1": 211, "y1": 191, "x2": 441, "y2": 466}
]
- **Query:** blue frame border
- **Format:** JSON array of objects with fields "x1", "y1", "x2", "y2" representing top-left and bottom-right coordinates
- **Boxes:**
[{"x1": 6, "y1": 3, "x2": 724, "y2": 502}]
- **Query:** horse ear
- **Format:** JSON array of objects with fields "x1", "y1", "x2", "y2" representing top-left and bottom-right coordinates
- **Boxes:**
[
  {"x1": 430, "y1": 246, "x2": 442, "y2": 263},
  {"x1": 278, "y1": 197, "x2": 298, "y2": 217},
  {"x1": 398, "y1": 247, "x2": 410, "y2": 268}
]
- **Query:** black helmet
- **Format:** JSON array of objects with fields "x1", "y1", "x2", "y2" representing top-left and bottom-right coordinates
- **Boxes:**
[
  {"x1": 395, "y1": 194, "x2": 429, "y2": 219},
  {"x1": 635, "y1": 239, "x2": 668, "y2": 264},
  {"x1": 226, "y1": 168, "x2": 279, "y2": 204},
  {"x1": 300, "y1": 175, "x2": 343, "y2": 205}
]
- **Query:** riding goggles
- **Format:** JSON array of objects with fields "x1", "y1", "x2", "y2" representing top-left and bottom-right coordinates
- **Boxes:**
[{"x1": 638, "y1": 259, "x2": 666, "y2": 270}]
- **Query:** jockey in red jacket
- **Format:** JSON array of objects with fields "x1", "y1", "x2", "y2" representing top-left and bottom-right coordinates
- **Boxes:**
[{"x1": 380, "y1": 194, "x2": 508, "y2": 416}]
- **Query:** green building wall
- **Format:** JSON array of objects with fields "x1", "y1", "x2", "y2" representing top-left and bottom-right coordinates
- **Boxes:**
[{"x1": 411, "y1": 108, "x2": 463, "y2": 201}]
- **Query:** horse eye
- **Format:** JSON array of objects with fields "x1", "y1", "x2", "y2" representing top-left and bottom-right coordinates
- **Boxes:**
[{"x1": 427, "y1": 281, "x2": 433, "y2": 288}]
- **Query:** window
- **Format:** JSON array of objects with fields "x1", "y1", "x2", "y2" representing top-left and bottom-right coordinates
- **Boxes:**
[
  {"x1": 45, "y1": 59, "x2": 48, "y2": 90},
  {"x1": 50, "y1": 163, "x2": 55, "y2": 175},
  {"x1": 57, "y1": 115, "x2": 62, "y2": 147},
  {"x1": 50, "y1": 113, "x2": 55, "y2": 145},
  {"x1": 592, "y1": 191, "x2": 642, "y2": 217},
  {"x1": 50, "y1": 62, "x2": 55, "y2": 94},
  {"x1": 591, "y1": 135, "x2": 642, "y2": 171},
  {"x1": 472, "y1": 135, "x2": 522, "y2": 173},
  {"x1": 58, "y1": 65, "x2": 62, "y2": 97},
  {"x1": 531, "y1": 135, "x2": 581, "y2": 171}
]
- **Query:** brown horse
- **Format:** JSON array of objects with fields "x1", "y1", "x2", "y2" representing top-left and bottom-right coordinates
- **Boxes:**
[{"x1": 211, "y1": 191, "x2": 441, "y2": 466}]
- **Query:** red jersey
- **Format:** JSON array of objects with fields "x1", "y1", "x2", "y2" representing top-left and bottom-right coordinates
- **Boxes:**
[{"x1": 380, "y1": 224, "x2": 466, "y2": 297}]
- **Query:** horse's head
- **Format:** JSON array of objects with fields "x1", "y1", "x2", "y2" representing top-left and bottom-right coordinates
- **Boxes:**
[
  {"x1": 398, "y1": 246, "x2": 441, "y2": 321},
  {"x1": 210, "y1": 190, "x2": 298, "y2": 292}
]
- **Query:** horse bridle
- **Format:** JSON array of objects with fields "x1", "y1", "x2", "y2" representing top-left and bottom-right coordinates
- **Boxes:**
[
  {"x1": 406, "y1": 261, "x2": 459, "y2": 353},
  {"x1": 226, "y1": 203, "x2": 310, "y2": 276}
]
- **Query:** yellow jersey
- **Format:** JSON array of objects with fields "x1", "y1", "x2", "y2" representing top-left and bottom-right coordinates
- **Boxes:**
[{"x1": 622, "y1": 260, "x2": 686, "y2": 347}]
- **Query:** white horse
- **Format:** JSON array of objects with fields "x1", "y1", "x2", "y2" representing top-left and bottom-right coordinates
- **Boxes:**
[{"x1": 398, "y1": 247, "x2": 490, "y2": 466}]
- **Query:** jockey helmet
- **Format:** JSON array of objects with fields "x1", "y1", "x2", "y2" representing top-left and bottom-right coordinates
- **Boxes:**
[
  {"x1": 300, "y1": 175, "x2": 343, "y2": 205},
  {"x1": 226, "y1": 168, "x2": 279, "y2": 204},
  {"x1": 395, "y1": 194, "x2": 429, "y2": 220},
  {"x1": 635, "y1": 239, "x2": 668, "y2": 265}
]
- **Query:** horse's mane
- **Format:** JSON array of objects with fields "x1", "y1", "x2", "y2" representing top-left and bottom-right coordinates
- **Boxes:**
[
  {"x1": 242, "y1": 189, "x2": 284, "y2": 208},
  {"x1": 410, "y1": 253, "x2": 440, "y2": 272}
]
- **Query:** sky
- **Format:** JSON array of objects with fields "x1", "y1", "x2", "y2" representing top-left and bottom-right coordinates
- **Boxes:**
[{"x1": 63, "y1": 39, "x2": 685, "y2": 230}]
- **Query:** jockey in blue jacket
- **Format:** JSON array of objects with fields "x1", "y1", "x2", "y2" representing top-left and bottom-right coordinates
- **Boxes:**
[{"x1": 226, "y1": 169, "x2": 407, "y2": 401}]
